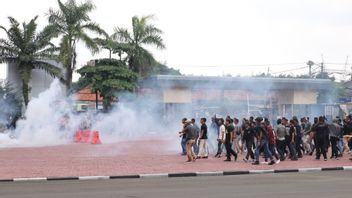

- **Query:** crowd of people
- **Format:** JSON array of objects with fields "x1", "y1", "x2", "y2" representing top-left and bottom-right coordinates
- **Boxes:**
[{"x1": 179, "y1": 114, "x2": 352, "y2": 164}]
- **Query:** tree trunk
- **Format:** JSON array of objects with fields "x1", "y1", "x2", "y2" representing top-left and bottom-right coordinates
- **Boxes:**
[
  {"x1": 65, "y1": 67, "x2": 73, "y2": 93},
  {"x1": 95, "y1": 91, "x2": 99, "y2": 111},
  {"x1": 65, "y1": 40, "x2": 76, "y2": 93},
  {"x1": 22, "y1": 79, "x2": 29, "y2": 107}
]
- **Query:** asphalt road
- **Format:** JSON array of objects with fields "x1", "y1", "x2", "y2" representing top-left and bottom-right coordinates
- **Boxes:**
[{"x1": 0, "y1": 172, "x2": 351, "y2": 198}]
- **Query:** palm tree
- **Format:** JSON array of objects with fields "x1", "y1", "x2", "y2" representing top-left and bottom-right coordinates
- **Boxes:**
[
  {"x1": 0, "y1": 16, "x2": 63, "y2": 107},
  {"x1": 95, "y1": 33, "x2": 133, "y2": 62},
  {"x1": 47, "y1": 0, "x2": 105, "y2": 91},
  {"x1": 113, "y1": 15, "x2": 165, "y2": 77}
]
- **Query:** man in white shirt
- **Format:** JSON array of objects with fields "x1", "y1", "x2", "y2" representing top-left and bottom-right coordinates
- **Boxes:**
[{"x1": 215, "y1": 118, "x2": 225, "y2": 158}]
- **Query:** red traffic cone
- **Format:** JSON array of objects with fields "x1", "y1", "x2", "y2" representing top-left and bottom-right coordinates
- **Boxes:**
[{"x1": 91, "y1": 131, "x2": 101, "y2": 144}]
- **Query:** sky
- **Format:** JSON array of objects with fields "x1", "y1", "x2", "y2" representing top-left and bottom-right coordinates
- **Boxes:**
[{"x1": 1, "y1": 0, "x2": 352, "y2": 81}]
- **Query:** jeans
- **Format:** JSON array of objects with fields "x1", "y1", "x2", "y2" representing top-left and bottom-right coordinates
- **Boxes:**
[
  {"x1": 181, "y1": 137, "x2": 187, "y2": 155},
  {"x1": 193, "y1": 140, "x2": 199, "y2": 155},
  {"x1": 288, "y1": 141, "x2": 297, "y2": 160},
  {"x1": 216, "y1": 140, "x2": 223, "y2": 155},
  {"x1": 255, "y1": 140, "x2": 273, "y2": 162},
  {"x1": 338, "y1": 138, "x2": 344, "y2": 154},
  {"x1": 269, "y1": 144, "x2": 280, "y2": 160}
]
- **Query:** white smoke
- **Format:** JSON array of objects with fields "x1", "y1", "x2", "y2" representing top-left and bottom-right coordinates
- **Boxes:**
[
  {"x1": 0, "y1": 79, "x2": 180, "y2": 153},
  {"x1": 0, "y1": 80, "x2": 76, "y2": 147}
]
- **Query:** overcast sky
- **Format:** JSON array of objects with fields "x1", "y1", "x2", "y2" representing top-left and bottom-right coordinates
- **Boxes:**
[{"x1": 1, "y1": 0, "x2": 352, "y2": 81}]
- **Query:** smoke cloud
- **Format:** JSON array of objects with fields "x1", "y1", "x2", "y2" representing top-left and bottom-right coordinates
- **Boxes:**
[{"x1": 0, "y1": 79, "x2": 180, "y2": 153}]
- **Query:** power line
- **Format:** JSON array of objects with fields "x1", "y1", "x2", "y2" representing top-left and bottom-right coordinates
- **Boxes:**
[
  {"x1": 271, "y1": 66, "x2": 308, "y2": 75},
  {"x1": 178, "y1": 62, "x2": 305, "y2": 68}
]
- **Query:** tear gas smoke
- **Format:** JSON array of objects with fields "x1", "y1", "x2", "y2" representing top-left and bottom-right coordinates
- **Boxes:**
[{"x1": 0, "y1": 79, "x2": 180, "y2": 151}]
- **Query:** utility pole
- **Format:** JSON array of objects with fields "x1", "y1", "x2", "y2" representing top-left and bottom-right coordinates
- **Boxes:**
[
  {"x1": 267, "y1": 67, "x2": 270, "y2": 76},
  {"x1": 307, "y1": 60, "x2": 314, "y2": 77},
  {"x1": 320, "y1": 54, "x2": 325, "y2": 77}
]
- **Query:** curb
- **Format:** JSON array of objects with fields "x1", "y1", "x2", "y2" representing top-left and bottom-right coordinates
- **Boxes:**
[{"x1": 1, "y1": 166, "x2": 351, "y2": 183}]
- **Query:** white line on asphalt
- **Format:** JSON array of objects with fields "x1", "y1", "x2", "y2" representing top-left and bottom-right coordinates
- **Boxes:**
[
  {"x1": 249, "y1": 169, "x2": 275, "y2": 174},
  {"x1": 140, "y1": 173, "x2": 169, "y2": 178},
  {"x1": 298, "y1": 168, "x2": 322, "y2": 172},
  {"x1": 343, "y1": 166, "x2": 352, "y2": 171},
  {"x1": 196, "y1": 171, "x2": 223, "y2": 176},
  {"x1": 78, "y1": 176, "x2": 110, "y2": 180},
  {"x1": 13, "y1": 177, "x2": 47, "y2": 182}
]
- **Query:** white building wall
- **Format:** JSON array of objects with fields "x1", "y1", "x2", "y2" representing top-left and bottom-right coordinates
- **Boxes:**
[{"x1": 6, "y1": 61, "x2": 64, "y2": 99}]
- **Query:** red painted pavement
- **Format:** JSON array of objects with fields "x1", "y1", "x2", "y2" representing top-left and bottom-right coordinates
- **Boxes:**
[{"x1": 0, "y1": 137, "x2": 351, "y2": 179}]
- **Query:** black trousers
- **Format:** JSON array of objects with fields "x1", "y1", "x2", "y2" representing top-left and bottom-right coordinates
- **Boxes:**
[
  {"x1": 276, "y1": 140, "x2": 286, "y2": 160},
  {"x1": 316, "y1": 137, "x2": 327, "y2": 159},
  {"x1": 330, "y1": 136, "x2": 339, "y2": 158},
  {"x1": 225, "y1": 141, "x2": 237, "y2": 159},
  {"x1": 295, "y1": 137, "x2": 304, "y2": 157},
  {"x1": 245, "y1": 140, "x2": 255, "y2": 160}
]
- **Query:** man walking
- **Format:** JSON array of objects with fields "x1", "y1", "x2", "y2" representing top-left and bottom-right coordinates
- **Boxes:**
[
  {"x1": 312, "y1": 116, "x2": 329, "y2": 161},
  {"x1": 215, "y1": 118, "x2": 226, "y2": 158},
  {"x1": 275, "y1": 118, "x2": 287, "y2": 160},
  {"x1": 252, "y1": 117, "x2": 276, "y2": 165},
  {"x1": 224, "y1": 118, "x2": 238, "y2": 161},
  {"x1": 191, "y1": 118, "x2": 200, "y2": 155},
  {"x1": 197, "y1": 118, "x2": 209, "y2": 159}
]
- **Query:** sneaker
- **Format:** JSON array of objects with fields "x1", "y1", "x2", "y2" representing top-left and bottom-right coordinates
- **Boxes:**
[
  {"x1": 275, "y1": 159, "x2": 281, "y2": 164},
  {"x1": 268, "y1": 160, "x2": 275, "y2": 165},
  {"x1": 324, "y1": 158, "x2": 327, "y2": 161},
  {"x1": 202, "y1": 156, "x2": 208, "y2": 159},
  {"x1": 224, "y1": 159, "x2": 231, "y2": 162},
  {"x1": 252, "y1": 161, "x2": 260, "y2": 165},
  {"x1": 243, "y1": 158, "x2": 248, "y2": 163}
]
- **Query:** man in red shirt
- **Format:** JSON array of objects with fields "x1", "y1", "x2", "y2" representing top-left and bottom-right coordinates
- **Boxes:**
[{"x1": 265, "y1": 118, "x2": 280, "y2": 163}]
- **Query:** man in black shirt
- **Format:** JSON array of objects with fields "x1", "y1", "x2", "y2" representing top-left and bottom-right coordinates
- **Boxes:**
[
  {"x1": 253, "y1": 117, "x2": 276, "y2": 165},
  {"x1": 294, "y1": 118, "x2": 304, "y2": 158},
  {"x1": 312, "y1": 116, "x2": 329, "y2": 161},
  {"x1": 197, "y1": 118, "x2": 209, "y2": 159},
  {"x1": 288, "y1": 120, "x2": 298, "y2": 160},
  {"x1": 242, "y1": 121, "x2": 255, "y2": 162},
  {"x1": 224, "y1": 118, "x2": 237, "y2": 161}
]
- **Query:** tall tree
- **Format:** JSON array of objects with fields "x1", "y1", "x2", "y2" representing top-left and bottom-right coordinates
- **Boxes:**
[
  {"x1": 0, "y1": 16, "x2": 62, "y2": 107},
  {"x1": 113, "y1": 15, "x2": 165, "y2": 77},
  {"x1": 94, "y1": 33, "x2": 131, "y2": 61},
  {"x1": 48, "y1": 0, "x2": 105, "y2": 91},
  {"x1": 76, "y1": 59, "x2": 138, "y2": 112}
]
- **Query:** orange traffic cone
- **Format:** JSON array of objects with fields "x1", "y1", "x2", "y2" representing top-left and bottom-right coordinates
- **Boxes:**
[
  {"x1": 74, "y1": 130, "x2": 82, "y2": 142},
  {"x1": 91, "y1": 131, "x2": 102, "y2": 144},
  {"x1": 82, "y1": 130, "x2": 90, "y2": 143}
]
